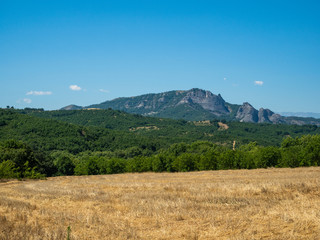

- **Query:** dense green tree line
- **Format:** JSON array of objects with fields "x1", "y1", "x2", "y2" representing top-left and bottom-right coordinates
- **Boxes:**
[
  {"x1": 2, "y1": 135, "x2": 319, "y2": 179},
  {"x1": 70, "y1": 135, "x2": 320, "y2": 175}
]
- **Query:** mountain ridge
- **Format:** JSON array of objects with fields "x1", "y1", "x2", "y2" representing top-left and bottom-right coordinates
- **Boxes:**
[{"x1": 61, "y1": 88, "x2": 320, "y2": 126}]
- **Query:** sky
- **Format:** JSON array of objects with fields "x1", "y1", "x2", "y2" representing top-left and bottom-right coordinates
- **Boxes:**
[{"x1": 1, "y1": 0, "x2": 320, "y2": 112}]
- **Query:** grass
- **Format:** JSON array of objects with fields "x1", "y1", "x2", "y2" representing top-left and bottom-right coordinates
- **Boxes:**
[{"x1": 0, "y1": 167, "x2": 320, "y2": 239}]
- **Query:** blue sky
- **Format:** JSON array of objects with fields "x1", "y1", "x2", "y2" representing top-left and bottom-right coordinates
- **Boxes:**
[{"x1": 1, "y1": 0, "x2": 319, "y2": 112}]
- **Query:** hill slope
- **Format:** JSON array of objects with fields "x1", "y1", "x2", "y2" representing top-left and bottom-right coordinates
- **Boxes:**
[
  {"x1": 0, "y1": 109, "x2": 162, "y2": 153},
  {"x1": 26, "y1": 108, "x2": 320, "y2": 147}
]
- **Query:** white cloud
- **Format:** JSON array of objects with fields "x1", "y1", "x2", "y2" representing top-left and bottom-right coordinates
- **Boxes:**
[
  {"x1": 254, "y1": 81, "x2": 264, "y2": 86},
  {"x1": 23, "y1": 98, "x2": 32, "y2": 104},
  {"x1": 99, "y1": 89, "x2": 109, "y2": 93},
  {"x1": 69, "y1": 85, "x2": 82, "y2": 91},
  {"x1": 224, "y1": 77, "x2": 227, "y2": 81},
  {"x1": 26, "y1": 91, "x2": 52, "y2": 96}
]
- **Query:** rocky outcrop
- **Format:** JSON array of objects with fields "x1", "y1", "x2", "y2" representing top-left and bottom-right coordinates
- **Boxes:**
[
  {"x1": 178, "y1": 88, "x2": 229, "y2": 115},
  {"x1": 236, "y1": 105, "x2": 285, "y2": 123},
  {"x1": 258, "y1": 108, "x2": 273, "y2": 123},
  {"x1": 269, "y1": 113, "x2": 284, "y2": 124},
  {"x1": 259, "y1": 108, "x2": 284, "y2": 124},
  {"x1": 236, "y1": 102, "x2": 259, "y2": 123}
]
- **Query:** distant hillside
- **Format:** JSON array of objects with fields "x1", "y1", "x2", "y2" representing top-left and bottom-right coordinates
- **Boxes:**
[
  {"x1": 26, "y1": 108, "x2": 320, "y2": 147},
  {"x1": 0, "y1": 109, "x2": 162, "y2": 153},
  {"x1": 61, "y1": 104, "x2": 83, "y2": 110},
  {"x1": 61, "y1": 88, "x2": 320, "y2": 126}
]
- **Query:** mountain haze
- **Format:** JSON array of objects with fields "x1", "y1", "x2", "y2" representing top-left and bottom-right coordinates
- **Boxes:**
[{"x1": 279, "y1": 112, "x2": 320, "y2": 119}]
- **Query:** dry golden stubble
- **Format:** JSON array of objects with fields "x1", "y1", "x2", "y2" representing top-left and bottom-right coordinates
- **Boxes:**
[{"x1": 0, "y1": 167, "x2": 320, "y2": 239}]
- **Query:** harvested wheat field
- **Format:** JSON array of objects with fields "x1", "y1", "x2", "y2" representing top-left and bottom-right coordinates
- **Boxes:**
[{"x1": 1, "y1": 167, "x2": 320, "y2": 240}]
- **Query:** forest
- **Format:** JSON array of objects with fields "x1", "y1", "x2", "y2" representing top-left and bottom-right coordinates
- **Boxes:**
[{"x1": 0, "y1": 108, "x2": 319, "y2": 178}]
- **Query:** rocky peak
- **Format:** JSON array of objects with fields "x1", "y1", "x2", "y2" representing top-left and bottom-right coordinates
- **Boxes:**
[
  {"x1": 258, "y1": 108, "x2": 274, "y2": 123},
  {"x1": 236, "y1": 102, "x2": 259, "y2": 123},
  {"x1": 258, "y1": 108, "x2": 286, "y2": 124},
  {"x1": 237, "y1": 104, "x2": 285, "y2": 124}
]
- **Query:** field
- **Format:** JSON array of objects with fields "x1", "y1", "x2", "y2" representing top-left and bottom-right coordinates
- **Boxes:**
[{"x1": 1, "y1": 167, "x2": 320, "y2": 239}]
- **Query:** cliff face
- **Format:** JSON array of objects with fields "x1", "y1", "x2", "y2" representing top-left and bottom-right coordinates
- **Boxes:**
[
  {"x1": 258, "y1": 108, "x2": 273, "y2": 123},
  {"x1": 178, "y1": 89, "x2": 229, "y2": 115}
]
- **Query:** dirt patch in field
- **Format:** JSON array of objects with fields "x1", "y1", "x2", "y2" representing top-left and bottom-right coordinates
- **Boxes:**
[
  {"x1": 194, "y1": 120, "x2": 211, "y2": 126},
  {"x1": 129, "y1": 126, "x2": 159, "y2": 131},
  {"x1": 218, "y1": 122, "x2": 229, "y2": 130}
]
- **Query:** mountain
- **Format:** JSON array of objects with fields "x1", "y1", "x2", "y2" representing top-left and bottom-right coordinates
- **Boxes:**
[
  {"x1": 62, "y1": 88, "x2": 320, "y2": 126},
  {"x1": 86, "y1": 88, "x2": 231, "y2": 121},
  {"x1": 60, "y1": 104, "x2": 83, "y2": 110}
]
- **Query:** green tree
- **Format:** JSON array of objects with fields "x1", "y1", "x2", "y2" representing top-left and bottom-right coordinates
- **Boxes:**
[
  {"x1": 256, "y1": 146, "x2": 281, "y2": 168},
  {"x1": 197, "y1": 149, "x2": 219, "y2": 170},
  {"x1": 105, "y1": 158, "x2": 126, "y2": 174},
  {"x1": 53, "y1": 153, "x2": 75, "y2": 176},
  {"x1": 218, "y1": 150, "x2": 242, "y2": 170},
  {"x1": 0, "y1": 160, "x2": 17, "y2": 178},
  {"x1": 152, "y1": 155, "x2": 166, "y2": 172},
  {"x1": 300, "y1": 135, "x2": 320, "y2": 166},
  {"x1": 172, "y1": 153, "x2": 198, "y2": 172}
]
